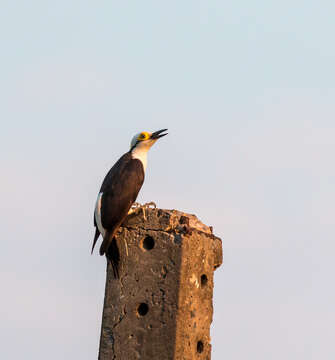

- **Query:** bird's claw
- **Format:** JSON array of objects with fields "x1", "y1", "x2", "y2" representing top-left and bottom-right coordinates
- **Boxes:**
[
  {"x1": 131, "y1": 201, "x2": 156, "y2": 220},
  {"x1": 143, "y1": 201, "x2": 157, "y2": 209}
]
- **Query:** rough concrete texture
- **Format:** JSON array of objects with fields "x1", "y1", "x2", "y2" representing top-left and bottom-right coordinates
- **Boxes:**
[{"x1": 98, "y1": 208, "x2": 222, "y2": 360}]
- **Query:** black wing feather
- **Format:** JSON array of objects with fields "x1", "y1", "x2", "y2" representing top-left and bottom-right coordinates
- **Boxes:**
[
  {"x1": 93, "y1": 152, "x2": 144, "y2": 264},
  {"x1": 100, "y1": 152, "x2": 144, "y2": 230},
  {"x1": 92, "y1": 152, "x2": 145, "y2": 278}
]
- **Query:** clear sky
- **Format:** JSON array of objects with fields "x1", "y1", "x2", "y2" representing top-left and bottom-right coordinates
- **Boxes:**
[{"x1": 1, "y1": 1, "x2": 335, "y2": 359}]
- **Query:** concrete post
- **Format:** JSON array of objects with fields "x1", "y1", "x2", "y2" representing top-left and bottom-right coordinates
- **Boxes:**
[{"x1": 98, "y1": 208, "x2": 222, "y2": 360}]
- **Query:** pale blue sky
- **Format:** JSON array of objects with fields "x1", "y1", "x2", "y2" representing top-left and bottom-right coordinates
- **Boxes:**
[{"x1": 1, "y1": 1, "x2": 335, "y2": 359}]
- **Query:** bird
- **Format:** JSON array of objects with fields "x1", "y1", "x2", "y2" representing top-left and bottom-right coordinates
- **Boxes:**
[{"x1": 92, "y1": 129, "x2": 168, "y2": 277}]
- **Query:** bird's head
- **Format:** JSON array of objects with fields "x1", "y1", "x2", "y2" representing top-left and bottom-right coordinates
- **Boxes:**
[{"x1": 130, "y1": 129, "x2": 168, "y2": 152}]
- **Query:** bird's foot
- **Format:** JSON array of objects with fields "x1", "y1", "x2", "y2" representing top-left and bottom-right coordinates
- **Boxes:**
[{"x1": 130, "y1": 201, "x2": 156, "y2": 220}]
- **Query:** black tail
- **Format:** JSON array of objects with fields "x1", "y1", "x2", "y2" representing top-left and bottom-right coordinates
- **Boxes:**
[
  {"x1": 106, "y1": 237, "x2": 120, "y2": 279},
  {"x1": 100, "y1": 229, "x2": 121, "y2": 279},
  {"x1": 91, "y1": 228, "x2": 100, "y2": 254}
]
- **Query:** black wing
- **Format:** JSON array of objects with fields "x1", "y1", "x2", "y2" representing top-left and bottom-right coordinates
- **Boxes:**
[
  {"x1": 92, "y1": 152, "x2": 145, "y2": 277},
  {"x1": 100, "y1": 152, "x2": 145, "y2": 230}
]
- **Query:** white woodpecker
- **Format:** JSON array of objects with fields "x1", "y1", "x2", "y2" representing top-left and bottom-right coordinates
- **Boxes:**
[{"x1": 92, "y1": 129, "x2": 168, "y2": 277}]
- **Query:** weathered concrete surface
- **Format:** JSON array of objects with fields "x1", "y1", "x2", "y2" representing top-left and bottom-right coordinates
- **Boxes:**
[{"x1": 98, "y1": 208, "x2": 222, "y2": 360}]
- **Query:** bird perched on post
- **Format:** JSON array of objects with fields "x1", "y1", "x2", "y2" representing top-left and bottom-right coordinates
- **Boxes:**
[{"x1": 92, "y1": 129, "x2": 168, "y2": 277}]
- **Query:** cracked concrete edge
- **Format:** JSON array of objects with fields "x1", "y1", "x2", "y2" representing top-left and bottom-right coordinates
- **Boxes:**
[
  {"x1": 123, "y1": 208, "x2": 212, "y2": 234},
  {"x1": 122, "y1": 208, "x2": 223, "y2": 271}
]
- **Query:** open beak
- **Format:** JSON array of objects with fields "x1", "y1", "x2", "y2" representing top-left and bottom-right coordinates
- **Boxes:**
[{"x1": 151, "y1": 129, "x2": 168, "y2": 140}]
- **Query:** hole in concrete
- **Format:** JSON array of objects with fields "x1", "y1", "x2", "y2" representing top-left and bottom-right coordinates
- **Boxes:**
[
  {"x1": 197, "y1": 340, "x2": 204, "y2": 353},
  {"x1": 137, "y1": 303, "x2": 149, "y2": 316},
  {"x1": 141, "y1": 236, "x2": 155, "y2": 251},
  {"x1": 200, "y1": 274, "x2": 208, "y2": 287}
]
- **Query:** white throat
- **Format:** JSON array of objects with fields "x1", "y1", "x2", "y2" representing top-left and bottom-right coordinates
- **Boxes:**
[{"x1": 131, "y1": 146, "x2": 148, "y2": 171}]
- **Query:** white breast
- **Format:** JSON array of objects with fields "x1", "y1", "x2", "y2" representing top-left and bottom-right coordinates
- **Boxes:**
[
  {"x1": 131, "y1": 147, "x2": 148, "y2": 171},
  {"x1": 95, "y1": 192, "x2": 106, "y2": 238}
]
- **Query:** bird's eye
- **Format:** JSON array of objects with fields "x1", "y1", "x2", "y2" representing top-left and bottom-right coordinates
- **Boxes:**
[{"x1": 138, "y1": 132, "x2": 148, "y2": 141}]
